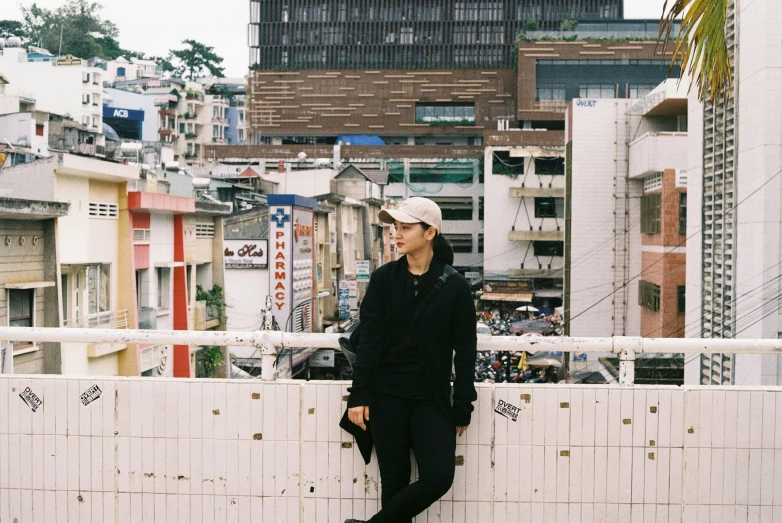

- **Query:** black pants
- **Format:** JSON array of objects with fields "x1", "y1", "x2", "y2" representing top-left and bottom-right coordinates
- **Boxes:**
[{"x1": 368, "y1": 393, "x2": 456, "y2": 523}]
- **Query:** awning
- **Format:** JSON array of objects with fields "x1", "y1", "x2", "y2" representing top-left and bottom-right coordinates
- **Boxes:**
[
  {"x1": 481, "y1": 292, "x2": 533, "y2": 302},
  {"x1": 4, "y1": 281, "x2": 55, "y2": 290},
  {"x1": 154, "y1": 262, "x2": 185, "y2": 268},
  {"x1": 534, "y1": 288, "x2": 563, "y2": 298}
]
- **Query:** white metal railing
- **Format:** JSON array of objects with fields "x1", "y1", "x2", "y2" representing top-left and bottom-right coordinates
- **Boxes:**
[
  {"x1": 61, "y1": 310, "x2": 129, "y2": 330},
  {"x1": 2, "y1": 327, "x2": 782, "y2": 382}
]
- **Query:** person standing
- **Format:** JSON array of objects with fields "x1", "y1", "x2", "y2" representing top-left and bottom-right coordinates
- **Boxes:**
[{"x1": 344, "y1": 197, "x2": 477, "y2": 523}]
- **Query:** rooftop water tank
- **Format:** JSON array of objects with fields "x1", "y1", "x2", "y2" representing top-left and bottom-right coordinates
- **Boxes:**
[{"x1": 7, "y1": 36, "x2": 23, "y2": 48}]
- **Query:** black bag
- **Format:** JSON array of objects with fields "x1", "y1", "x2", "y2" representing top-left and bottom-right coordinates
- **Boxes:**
[{"x1": 338, "y1": 264, "x2": 458, "y2": 369}]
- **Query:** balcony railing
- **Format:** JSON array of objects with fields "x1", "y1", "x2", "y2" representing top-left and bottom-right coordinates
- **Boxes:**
[
  {"x1": 0, "y1": 328, "x2": 781, "y2": 522},
  {"x1": 62, "y1": 309, "x2": 129, "y2": 329}
]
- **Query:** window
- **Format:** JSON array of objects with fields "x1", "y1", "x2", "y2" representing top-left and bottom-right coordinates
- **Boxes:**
[
  {"x1": 87, "y1": 264, "x2": 111, "y2": 318},
  {"x1": 179, "y1": 123, "x2": 185, "y2": 133},
  {"x1": 157, "y1": 267, "x2": 171, "y2": 311},
  {"x1": 117, "y1": 66, "x2": 126, "y2": 76},
  {"x1": 88, "y1": 202, "x2": 119, "y2": 218},
  {"x1": 629, "y1": 84, "x2": 657, "y2": 98},
  {"x1": 579, "y1": 84, "x2": 616, "y2": 99},
  {"x1": 238, "y1": 129, "x2": 245, "y2": 143},
  {"x1": 9, "y1": 289, "x2": 34, "y2": 350},
  {"x1": 645, "y1": 173, "x2": 663, "y2": 192},
  {"x1": 533, "y1": 241, "x2": 564, "y2": 257},
  {"x1": 492, "y1": 151, "x2": 524, "y2": 176},
  {"x1": 82, "y1": 93, "x2": 90, "y2": 105},
  {"x1": 196, "y1": 223, "x2": 215, "y2": 238},
  {"x1": 133, "y1": 229, "x2": 151, "y2": 244},
  {"x1": 443, "y1": 234, "x2": 472, "y2": 253},
  {"x1": 679, "y1": 193, "x2": 687, "y2": 234},
  {"x1": 478, "y1": 234, "x2": 484, "y2": 254},
  {"x1": 430, "y1": 197, "x2": 473, "y2": 221},
  {"x1": 534, "y1": 198, "x2": 564, "y2": 219},
  {"x1": 535, "y1": 157, "x2": 564, "y2": 175},
  {"x1": 638, "y1": 281, "x2": 661, "y2": 312},
  {"x1": 35, "y1": 124, "x2": 44, "y2": 137},
  {"x1": 641, "y1": 193, "x2": 662, "y2": 234},
  {"x1": 677, "y1": 286, "x2": 686, "y2": 314},
  {"x1": 536, "y1": 84, "x2": 566, "y2": 102},
  {"x1": 478, "y1": 197, "x2": 484, "y2": 221},
  {"x1": 414, "y1": 103, "x2": 475, "y2": 125}
]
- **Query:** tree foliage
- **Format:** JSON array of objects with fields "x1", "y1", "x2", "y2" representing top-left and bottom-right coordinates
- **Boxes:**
[
  {"x1": 659, "y1": 0, "x2": 732, "y2": 104},
  {"x1": 167, "y1": 39, "x2": 225, "y2": 81},
  {"x1": 0, "y1": 20, "x2": 25, "y2": 39},
  {"x1": 17, "y1": 0, "x2": 140, "y2": 60}
]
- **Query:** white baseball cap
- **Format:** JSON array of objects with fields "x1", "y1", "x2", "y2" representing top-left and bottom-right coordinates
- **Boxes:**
[{"x1": 378, "y1": 197, "x2": 442, "y2": 233}]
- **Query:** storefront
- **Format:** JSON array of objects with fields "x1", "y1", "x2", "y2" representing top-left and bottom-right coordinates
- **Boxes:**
[{"x1": 102, "y1": 106, "x2": 144, "y2": 140}]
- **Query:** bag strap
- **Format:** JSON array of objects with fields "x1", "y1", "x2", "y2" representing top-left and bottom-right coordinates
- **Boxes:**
[{"x1": 408, "y1": 264, "x2": 458, "y2": 333}]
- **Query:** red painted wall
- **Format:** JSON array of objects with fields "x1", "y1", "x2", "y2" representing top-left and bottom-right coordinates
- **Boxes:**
[{"x1": 173, "y1": 214, "x2": 190, "y2": 377}]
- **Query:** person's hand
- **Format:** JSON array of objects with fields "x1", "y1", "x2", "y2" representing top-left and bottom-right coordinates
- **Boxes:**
[
  {"x1": 456, "y1": 425, "x2": 468, "y2": 437},
  {"x1": 348, "y1": 406, "x2": 370, "y2": 431}
]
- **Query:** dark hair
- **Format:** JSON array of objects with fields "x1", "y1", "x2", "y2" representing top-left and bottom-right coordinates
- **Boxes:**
[{"x1": 420, "y1": 222, "x2": 454, "y2": 266}]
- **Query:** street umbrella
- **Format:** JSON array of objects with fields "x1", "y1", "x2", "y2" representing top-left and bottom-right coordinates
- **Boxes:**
[
  {"x1": 525, "y1": 352, "x2": 563, "y2": 368},
  {"x1": 515, "y1": 305, "x2": 539, "y2": 312}
]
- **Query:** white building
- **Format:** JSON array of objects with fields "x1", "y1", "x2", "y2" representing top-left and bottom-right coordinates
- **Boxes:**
[
  {"x1": 483, "y1": 132, "x2": 565, "y2": 311},
  {"x1": 383, "y1": 158, "x2": 484, "y2": 271},
  {"x1": 0, "y1": 46, "x2": 103, "y2": 133},
  {"x1": 686, "y1": 0, "x2": 782, "y2": 385},
  {"x1": 565, "y1": 98, "x2": 641, "y2": 338}
]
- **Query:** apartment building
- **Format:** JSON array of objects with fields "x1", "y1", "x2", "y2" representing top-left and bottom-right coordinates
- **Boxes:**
[
  {"x1": 685, "y1": 0, "x2": 782, "y2": 385},
  {"x1": 0, "y1": 46, "x2": 104, "y2": 133},
  {"x1": 0, "y1": 151, "x2": 139, "y2": 376},
  {"x1": 0, "y1": 196, "x2": 68, "y2": 374}
]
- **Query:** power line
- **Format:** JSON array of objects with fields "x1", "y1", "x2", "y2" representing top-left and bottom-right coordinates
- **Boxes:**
[{"x1": 569, "y1": 165, "x2": 782, "y2": 325}]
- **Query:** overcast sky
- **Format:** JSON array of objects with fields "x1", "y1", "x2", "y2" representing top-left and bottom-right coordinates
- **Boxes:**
[{"x1": 8, "y1": 0, "x2": 669, "y2": 78}]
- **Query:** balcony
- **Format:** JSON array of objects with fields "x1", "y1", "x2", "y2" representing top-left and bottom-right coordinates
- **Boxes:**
[
  {"x1": 484, "y1": 130, "x2": 564, "y2": 148},
  {"x1": 193, "y1": 300, "x2": 220, "y2": 330},
  {"x1": 138, "y1": 307, "x2": 157, "y2": 329},
  {"x1": 0, "y1": 328, "x2": 780, "y2": 522},
  {"x1": 509, "y1": 186, "x2": 565, "y2": 198},
  {"x1": 62, "y1": 309, "x2": 129, "y2": 358},
  {"x1": 509, "y1": 228, "x2": 564, "y2": 241},
  {"x1": 628, "y1": 132, "x2": 688, "y2": 179}
]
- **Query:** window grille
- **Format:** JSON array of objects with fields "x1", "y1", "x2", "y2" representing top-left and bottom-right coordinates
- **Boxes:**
[
  {"x1": 88, "y1": 202, "x2": 119, "y2": 218},
  {"x1": 196, "y1": 223, "x2": 215, "y2": 238},
  {"x1": 133, "y1": 229, "x2": 151, "y2": 243}
]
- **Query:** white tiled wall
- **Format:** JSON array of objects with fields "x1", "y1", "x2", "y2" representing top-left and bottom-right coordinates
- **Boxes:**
[{"x1": 2, "y1": 377, "x2": 782, "y2": 522}]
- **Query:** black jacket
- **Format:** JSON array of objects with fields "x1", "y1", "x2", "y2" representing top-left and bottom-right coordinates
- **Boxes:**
[{"x1": 346, "y1": 256, "x2": 478, "y2": 427}]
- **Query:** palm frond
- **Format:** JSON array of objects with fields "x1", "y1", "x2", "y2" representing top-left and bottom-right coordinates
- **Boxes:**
[{"x1": 658, "y1": 0, "x2": 732, "y2": 104}]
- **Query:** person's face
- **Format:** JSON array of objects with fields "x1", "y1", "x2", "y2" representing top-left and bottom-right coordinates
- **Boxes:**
[{"x1": 392, "y1": 220, "x2": 435, "y2": 256}]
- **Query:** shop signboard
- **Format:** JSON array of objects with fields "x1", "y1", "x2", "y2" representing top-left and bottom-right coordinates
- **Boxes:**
[
  {"x1": 356, "y1": 260, "x2": 371, "y2": 282},
  {"x1": 347, "y1": 278, "x2": 358, "y2": 298},
  {"x1": 465, "y1": 271, "x2": 480, "y2": 280},
  {"x1": 268, "y1": 195, "x2": 317, "y2": 332},
  {"x1": 483, "y1": 280, "x2": 532, "y2": 293},
  {"x1": 224, "y1": 239, "x2": 268, "y2": 269}
]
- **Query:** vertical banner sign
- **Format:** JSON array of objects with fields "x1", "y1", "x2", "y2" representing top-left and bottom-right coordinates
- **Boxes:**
[
  {"x1": 292, "y1": 208, "x2": 315, "y2": 332},
  {"x1": 269, "y1": 195, "x2": 317, "y2": 333},
  {"x1": 338, "y1": 280, "x2": 350, "y2": 320}
]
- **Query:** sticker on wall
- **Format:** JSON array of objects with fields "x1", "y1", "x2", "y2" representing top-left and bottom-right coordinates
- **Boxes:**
[
  {"x1": 19, "y1": 386, "x2": 43, "y2": 412},
  {"x1": 494, "y1": 399, "x2": 519, "y2": 422},
  {"x1": 80, "y1": 384, "x2": 102, "y2": 406}
]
